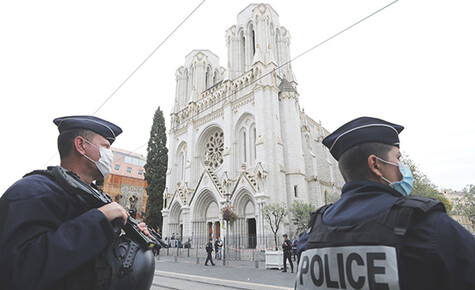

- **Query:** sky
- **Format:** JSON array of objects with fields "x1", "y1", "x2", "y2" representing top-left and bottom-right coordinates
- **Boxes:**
[{"x1": 1, "y1": 0, "x2": 474, "y2": 196}]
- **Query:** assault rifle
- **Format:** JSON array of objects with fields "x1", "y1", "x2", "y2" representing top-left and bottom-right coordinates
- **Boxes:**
[{"x1": 42, "y1": 166, "x2": 167, "y2": 249}]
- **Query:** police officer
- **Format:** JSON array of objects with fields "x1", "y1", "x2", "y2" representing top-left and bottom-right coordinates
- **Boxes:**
[
  {"x1": 296, "y1": 117, "x2": 475, "y2": 289},
  {"x1": 282, "y1": 234, "x2": 294, "y2": 273},
  {"x1": 0, "y1": 115, "x2": 154, "y2": 289},
  {"x1": 205, "y1": 238, "x2": 215, "y2": 266}
]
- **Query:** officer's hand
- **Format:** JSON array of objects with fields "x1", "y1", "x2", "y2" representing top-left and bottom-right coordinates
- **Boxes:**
[
  {"x1": 137, "y1": 222, "x2": 154, "y2": 240},
  {"x1": 98, "y1": 202, "x2": 129, "y2": 225}
]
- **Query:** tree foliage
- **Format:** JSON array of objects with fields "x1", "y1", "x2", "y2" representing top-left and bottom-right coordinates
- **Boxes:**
[
  {"x1": 144, "y1": 107, "x2": 168, "y2": 230},
  {"x1": 454, "y1": 184, "x2": 475, "y2": 224},
  {"x1": 401, "y1": 155, "x2": 452, "y2": 213},
  {"x1": 289, "y1": 200, "x2": 316, "y2": 237},
  {"x1": 263, "y1": 202, "x2": 287, "y2": 250}
]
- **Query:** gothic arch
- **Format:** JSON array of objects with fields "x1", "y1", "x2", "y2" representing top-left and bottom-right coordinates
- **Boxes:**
[
  {"x1": 231, "y1": 188, "x2": 257, "y2": 248},
  {"x1": 176, "y1": 142, "x2": 187, "y2": 183},
  {"x1": 232, "y1": 189, "x2": 256, "y2": 218},
  {"x1": 191, "y1": 189, "x2": 221, "y2": 241},
  {"x1": 205, "y1": 65, "x2": 212, "y2": 89},
  {"x1": 184, "y1": 69, "x2": 190, "y2": 104},
  {"x1": 234, "y1": 113, "x2": 256, "y2": 169},
  {"x1": 170, "y1": 201, "x2": 182, "y2": 223},
  {"x1": 191, "y1": 189, "x2": 220, "y2": 220},
  {"x1": 238, "y1": 28, "x2": 246, "y2": 73},
  {"x1": 168, "y1": 201, "x2": 183, "y2": 238}
]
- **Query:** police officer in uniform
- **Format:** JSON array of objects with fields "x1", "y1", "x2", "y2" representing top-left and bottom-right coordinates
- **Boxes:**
[
  {"x1": 282, "y1": 234, "x2": 294, "y2": 273},
  {"x1": 296, "y1": 117, "x2": 475, "y2": 289},
  {"x1": 0, "y1": 115, "x2": 154, "y2": 289},
  {"x1": 205, "y1": 238, "x2": 215, "y2": 266}
]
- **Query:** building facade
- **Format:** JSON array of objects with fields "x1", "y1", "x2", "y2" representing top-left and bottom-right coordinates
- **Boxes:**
[
  {"x1": 162, "y1": 4, "x2": 344, "y2": 249},
  {"x1": 100, "y1": 148, "x2": 148, "y2": 219}
]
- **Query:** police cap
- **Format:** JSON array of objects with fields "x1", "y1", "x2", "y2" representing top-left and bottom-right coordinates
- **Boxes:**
[
  {"x1": 53, "y1": 115, "x2": 122, "y2": 145},
  {"x1": 322, "y1": 117, "x2": 404, "y2": 161},
  {"x1": 283, "y1": 234, "x2": 288, "y2": 238}
]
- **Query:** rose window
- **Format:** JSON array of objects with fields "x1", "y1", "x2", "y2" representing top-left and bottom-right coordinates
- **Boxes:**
[{"x1": 204, "y1": 130, "x2": 224, "y2": 169}]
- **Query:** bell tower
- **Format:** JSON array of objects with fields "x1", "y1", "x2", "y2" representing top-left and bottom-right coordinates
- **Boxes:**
[{"x1": 225, "y1": 4, "x2": 295, "y2": 82}]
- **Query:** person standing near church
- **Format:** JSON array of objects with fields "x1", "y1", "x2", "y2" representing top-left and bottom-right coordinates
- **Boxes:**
[
  {"x1": 0, "y1": 115, "x2": 155, "y2": 289},
  {"x1": 205, "y1": 238, "x2": 215, "y2": 266},
  {"x1": 291, "y1": 235, "x2": 298, "y2": 262},
  {"x1": 282, "y1": 234, "x2": 293, "y2": 273},
  {"x1": 214, "y1": 237, "x2": 223, "y2": 260}
]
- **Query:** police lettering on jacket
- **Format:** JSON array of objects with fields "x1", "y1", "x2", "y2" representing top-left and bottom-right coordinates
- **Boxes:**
[{"x1": 296, "y1": 245, "x2": 399, "y2": 289}]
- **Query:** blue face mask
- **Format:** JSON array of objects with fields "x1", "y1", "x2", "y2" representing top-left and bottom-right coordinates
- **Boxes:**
[{"x1": 376, "y1": 157, "x2": 414, "y2": 196}]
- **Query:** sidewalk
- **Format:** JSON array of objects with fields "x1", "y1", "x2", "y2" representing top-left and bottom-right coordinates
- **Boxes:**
[{"x1": 155, "y1": 255, "x2": 296, "y2": 289}]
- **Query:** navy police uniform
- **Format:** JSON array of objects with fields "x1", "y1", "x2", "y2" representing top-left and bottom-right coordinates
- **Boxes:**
[
  {"x1": 296, "y1": 117, "x2": 475, "y2": 289},
  {"x1": 0, "y1": 116, "x2": 123, "y2": 289},
  {"x1": 282, "y1": 234, "x2": 294, "y2": 273}
]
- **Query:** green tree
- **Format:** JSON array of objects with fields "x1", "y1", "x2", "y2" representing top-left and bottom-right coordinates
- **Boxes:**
[
  {"x1": 401, "y1": 155, "x2": 452, "y2": 213},
  {"x1": 263, "y1": 202, "x2": 287, "y2": 250},
  {"x1": 144, "y1": 107, "x2": 168, "y2": 230},
  {"x1": 289, "y1": 200, "x2": 316, "y2": 236},
  {"x1": 454, "y1": 184, "x2": 475, "y2": 224}
]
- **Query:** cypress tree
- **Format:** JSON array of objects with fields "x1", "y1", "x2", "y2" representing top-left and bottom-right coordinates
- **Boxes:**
[{"x1": 144, "y1": 107, "x2": 168, "y2": 230}]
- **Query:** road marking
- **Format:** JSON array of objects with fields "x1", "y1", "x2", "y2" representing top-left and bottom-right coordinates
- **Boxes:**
[{"x1": 155, "y1": 270, "x2": 293, "y2": 290}]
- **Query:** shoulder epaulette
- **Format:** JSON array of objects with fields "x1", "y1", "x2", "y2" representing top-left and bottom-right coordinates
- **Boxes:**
[{"x1": 393, "y1": 196, "x2": 445, "y2": 213}]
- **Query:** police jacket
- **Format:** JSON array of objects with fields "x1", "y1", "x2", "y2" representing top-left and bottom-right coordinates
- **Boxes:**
[
  {"x1": 296, "y1": 180, "x2": 475, "y2": 290},
  {"x1": 0, "y1": 171, "x2": 116, "y2": 289},
  {"x1": 282, "y1": 239, "x2": 292, "y2": 253},
  {"x1": 206, "y1": 242, "x2": 214, "y2": 253}
]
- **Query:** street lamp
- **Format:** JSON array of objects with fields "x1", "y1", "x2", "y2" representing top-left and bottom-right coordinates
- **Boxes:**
[{"x1": 223, "y1": 171, "x2": 230, "y2": 266}]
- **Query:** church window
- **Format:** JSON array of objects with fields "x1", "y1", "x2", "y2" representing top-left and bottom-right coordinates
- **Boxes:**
[
  {"x1": 294, "y1": 185, "x2": 298, "y2": 197},
  {"x1": 204, "y1": 130, "x2": 224, "y2": 170},
  {"x1": 250, "y1": 125, "x2": 256, "y2": 165},
  {"x1": 251, "y1": 27, "x2": 256, "y2": 57},
  {"x1": 180, "y1": 152, "x2": 185, "y2": 181},
  {"x1": 243, "y1": 131, "x2": 247, "y2": 163},
  {"x1": 240, "y1": 31, "x2": 245, "y2": 73},
  {"x1": 205, "y1": 66, "x2": 212, "y2": 89},
  {"x1": 213, "y1": 70, "x2": 218, "y2": 86}
]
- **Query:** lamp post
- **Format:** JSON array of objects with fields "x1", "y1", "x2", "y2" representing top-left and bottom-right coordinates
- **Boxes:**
[{"x1": 223, "y1": 171, "x2": 230, "y2": 266}]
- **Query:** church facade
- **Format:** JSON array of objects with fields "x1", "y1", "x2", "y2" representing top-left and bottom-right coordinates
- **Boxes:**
[{"x1": 162, "y1": 4, "x2": 344, "y2": 249}]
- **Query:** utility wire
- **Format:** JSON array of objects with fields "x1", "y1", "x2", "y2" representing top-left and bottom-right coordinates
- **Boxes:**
[
  {"x1": 92, "y1": 0, "x2": 207, "y2": 115},
  {"x1": 45, "y1": 0, "x2": 206, "y2": 166},
  {"x1": 46, "y1": 0, "x2": 398, "y2": 167},
  {"x1": 169, "y1": 0, "x2": 398, "y2": 132},
  {"x1": 110, "y1": 0, "x2": 399, "y2": 167},
  {"x1": 104, "y1": 0, "x2": 399, "y2": 164}
]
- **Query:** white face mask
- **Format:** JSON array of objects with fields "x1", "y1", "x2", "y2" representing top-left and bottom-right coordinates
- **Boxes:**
[{"x1": 84, "y1": 140, "x2": 114, "y2": 178}]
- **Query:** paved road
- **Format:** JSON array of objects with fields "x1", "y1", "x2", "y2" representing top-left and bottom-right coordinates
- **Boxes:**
[{"x1": 152, "y1": 255, "x2": 296, "y2": 289}]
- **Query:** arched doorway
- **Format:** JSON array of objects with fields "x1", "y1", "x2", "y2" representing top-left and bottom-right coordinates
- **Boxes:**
[
  {"x1": 233, "y1": 189, "x2": 257, "y2": 249},
  {"x1": 191, "y1": 189, "x2": 221, "y2": 247}
]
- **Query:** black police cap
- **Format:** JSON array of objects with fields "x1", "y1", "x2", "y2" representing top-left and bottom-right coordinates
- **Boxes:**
[
  {"x1": 322, "y1": 117, "x2": 404, "y2": 161},
  {"x1": 53, "y1": 115, "x2": 122, "y2": 144}
]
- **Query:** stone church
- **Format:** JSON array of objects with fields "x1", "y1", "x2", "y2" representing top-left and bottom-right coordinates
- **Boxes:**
[{"x1": 162, "y1": 3, "x2": 344, "y2": 249}]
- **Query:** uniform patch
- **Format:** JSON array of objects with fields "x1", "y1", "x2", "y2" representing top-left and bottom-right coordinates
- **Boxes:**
[{"x1": 296, "y1": 245, "x2": 399, "y2": 289}]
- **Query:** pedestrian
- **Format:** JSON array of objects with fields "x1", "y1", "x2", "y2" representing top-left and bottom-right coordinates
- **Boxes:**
[
  {"x1": 0, "y1": 115, "x2": 156, "y2": 289},
  {"x1": 296, "y1": 116, "x2": 475, "y2": 289},
  {"x1": 291, "y1": 235, "x2": 298, "y2": 261},
  {"x1": 281, "y1": 234, "x2": 293, "y2": 273},
  {"x1": 215, "y1": 237, "x2": 223, "y2": 260},
  {"x1": 205, "y1": 238, "x2": 215, "y2": 266}
]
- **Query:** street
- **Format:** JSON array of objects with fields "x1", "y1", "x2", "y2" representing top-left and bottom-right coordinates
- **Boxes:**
[{"x1": 152, "y1": 255, "x2": 295, "y2": 290}]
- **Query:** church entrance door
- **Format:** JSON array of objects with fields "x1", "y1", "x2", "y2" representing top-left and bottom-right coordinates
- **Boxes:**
[{"x1": 247, "y1": 218, "x2": 256, "y2": 248}]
